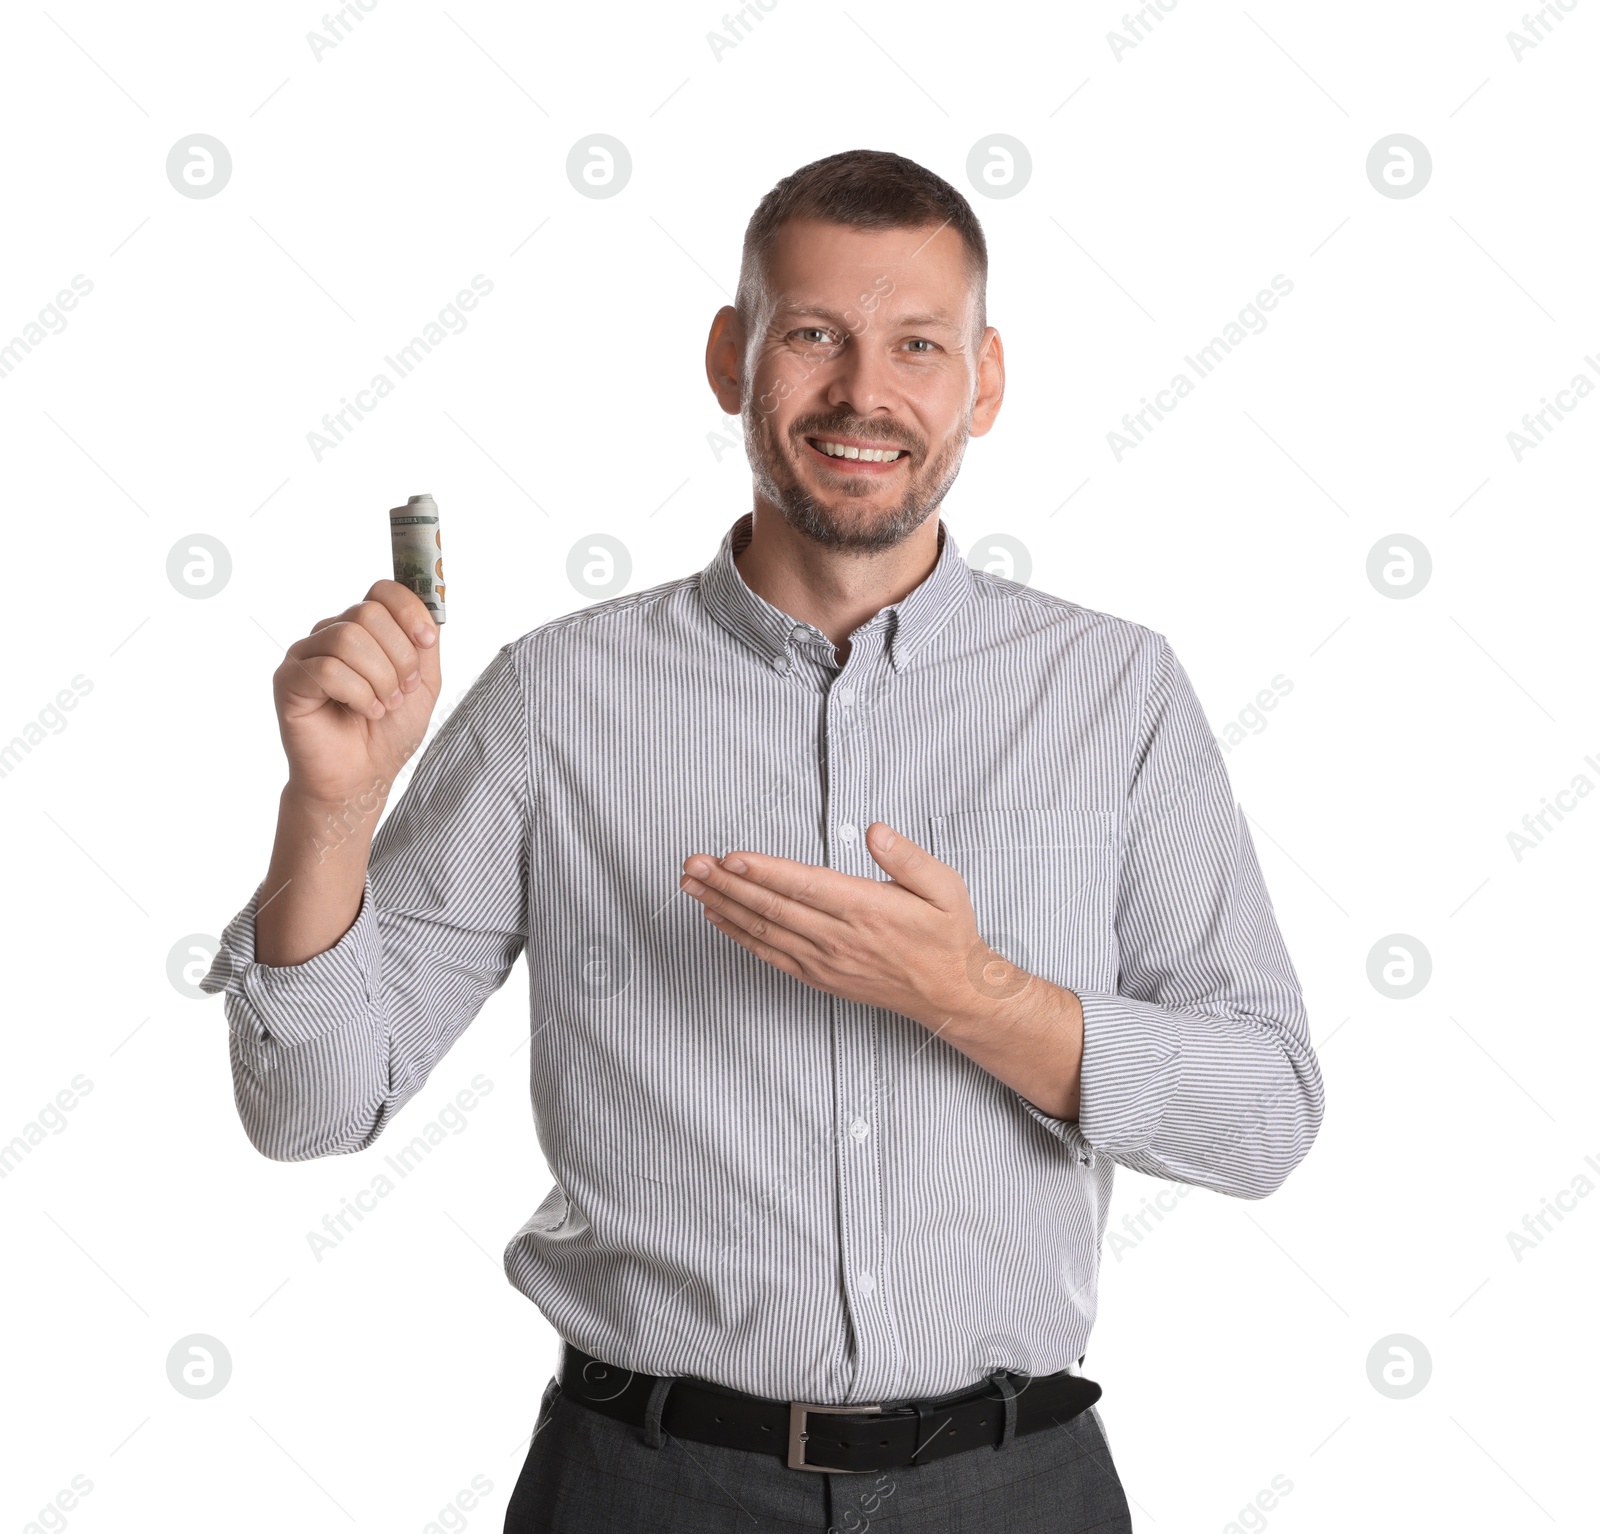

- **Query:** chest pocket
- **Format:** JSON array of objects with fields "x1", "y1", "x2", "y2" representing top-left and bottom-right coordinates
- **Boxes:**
[{"x1": 927, "y1": 807, "x2": 1119, "y2": 996}]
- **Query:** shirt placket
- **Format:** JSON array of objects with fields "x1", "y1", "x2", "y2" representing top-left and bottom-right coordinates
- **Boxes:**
[{"x1": 808, "y1": 614, "x2": 901, "y2": 1402}]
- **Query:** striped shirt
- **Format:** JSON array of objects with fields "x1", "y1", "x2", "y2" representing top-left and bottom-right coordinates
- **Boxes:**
[{"x1": 201, "y1": 510, "x2": 1324, "y2": 1405}]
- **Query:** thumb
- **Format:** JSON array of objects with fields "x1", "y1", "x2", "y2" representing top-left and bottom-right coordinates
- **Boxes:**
[{"x1": 866, "y1": 822, "x2": 955, "y2": 907}]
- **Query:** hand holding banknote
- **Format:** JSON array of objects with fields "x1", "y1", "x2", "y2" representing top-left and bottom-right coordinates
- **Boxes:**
[
  {"x1": 253, "y1": 494, "x2": 446, "y2": 965},
  {"x1": 271, "y1": 493, "x2": 446, "y2": 807},
  {"x1": 271, "y1": 577, "x2": 442, "y2": 808}
]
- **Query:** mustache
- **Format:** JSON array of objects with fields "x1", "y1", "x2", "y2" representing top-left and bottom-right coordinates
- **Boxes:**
[{"x1": 790, "y1": 419, "x2": 919, "y2": 454}]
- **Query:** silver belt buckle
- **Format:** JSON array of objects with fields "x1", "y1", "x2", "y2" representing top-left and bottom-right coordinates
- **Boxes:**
[{"x1": 787, "y1": 1400, "x2": 884, "y2": 1472}]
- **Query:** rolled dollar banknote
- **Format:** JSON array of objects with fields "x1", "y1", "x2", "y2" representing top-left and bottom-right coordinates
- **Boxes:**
[{"x1": 389, "y1": 493, "x2": 446, "y2": 624}]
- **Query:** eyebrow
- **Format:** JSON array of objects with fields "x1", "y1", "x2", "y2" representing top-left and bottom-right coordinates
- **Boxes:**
[{"x1": 771, "y1": 303, "x2": 962, "y2": 331}]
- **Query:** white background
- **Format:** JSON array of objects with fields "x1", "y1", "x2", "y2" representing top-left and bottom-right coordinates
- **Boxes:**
[{"x1": 2, "y1": 1, "x2": 1596, "y2": 1530}]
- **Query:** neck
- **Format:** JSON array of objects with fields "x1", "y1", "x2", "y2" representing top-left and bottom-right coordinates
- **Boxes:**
[{"x1": 733, "y1": 504, "x2": 942, "y2": 664}]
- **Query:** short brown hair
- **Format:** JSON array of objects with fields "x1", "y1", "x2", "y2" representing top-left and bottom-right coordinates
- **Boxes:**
[{"x1": 735, "y1": 148, "x2": 988, "y2": 342}]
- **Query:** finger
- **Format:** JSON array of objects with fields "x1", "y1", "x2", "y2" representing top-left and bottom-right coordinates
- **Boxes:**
[
  {"x1": 286, "y1": 621, "x2": 403, "y2": 711},
  {"x1": 699, "y1": 905, "x2": 807, "y2": 981},
  {"x1": 691, "y1": 849, "x2": 867, "y2": 919},
  {"x1": 680, "y1": 867, "x2": 824, "y2": 957},
  {"x1": 277, "y1": 651, "x2": 385, "y2": 720},
  {"x1": 863, "y1": 823, "x2": 961, "y2": 909},
  {"x1": 680, "y1": 855, "x2": 849, "y2": 944},
  {"x1": 312, "y1": 599, "x2": 423, "y2": 702},
  {"x1": 364, "y1": 577, "x2": 440, "y2": 650}
]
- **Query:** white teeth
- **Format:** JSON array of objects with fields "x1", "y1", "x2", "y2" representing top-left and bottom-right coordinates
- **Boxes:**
[{"x1": 814, "y1": 439, "x2": 902, "y2": 462}]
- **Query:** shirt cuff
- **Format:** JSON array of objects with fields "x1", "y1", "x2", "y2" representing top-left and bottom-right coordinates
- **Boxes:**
[
  {"x1": 1073, "y1": 990, "x2": 1183, "y2": 1157},
  {"x1": 1013, "y1": 1090, "x2": 1098, "y2": 1167},
  {"x1": 199, "y1": 877, "x2": 377, "y2": 1048}
]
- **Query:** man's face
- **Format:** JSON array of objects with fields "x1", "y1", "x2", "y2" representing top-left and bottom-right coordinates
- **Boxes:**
[{"x1": 730, "y1": 218, "x2": 1001, "y2": 553}]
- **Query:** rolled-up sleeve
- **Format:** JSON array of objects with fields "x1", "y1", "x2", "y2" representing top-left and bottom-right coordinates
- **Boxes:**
[
  {"x1": 1069, "y1": 634, "x2": 1324, "y2": 1198},
  {"x1": 199, "y1": 640, "x2": 532, "y2": 1161}
]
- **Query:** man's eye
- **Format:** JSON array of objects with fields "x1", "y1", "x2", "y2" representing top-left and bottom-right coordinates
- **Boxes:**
[
  {"x1": 795, "y1": 328, "x2": 840, "y2": 347},
  {"x1": 903, "y1": 337, "x2": 935, "y2": 353}
]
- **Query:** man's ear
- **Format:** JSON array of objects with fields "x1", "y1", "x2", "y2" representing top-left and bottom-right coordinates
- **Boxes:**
[
  {"x1": 705, "y1": 305, "x2": 745, "y2": 414},
  {"x1": 967, "y1": 326, "x2": 1006, "y2": 439}
]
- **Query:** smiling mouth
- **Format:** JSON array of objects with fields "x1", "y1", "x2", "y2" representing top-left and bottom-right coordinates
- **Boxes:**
[{"x1": 803, "y1": 435, "x2": 910, "y2": 472}]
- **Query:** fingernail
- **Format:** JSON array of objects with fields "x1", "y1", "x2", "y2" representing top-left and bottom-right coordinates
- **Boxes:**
[
  {"x1": 368, "y1": 699, "x2": 386, "y2": 719},
  {"x1": 402, "y1": 671, "x2": 421, "y2": 692},
  {"x1": 415, "y1": 626, "x2": 436, "y2": 646},
  {"x1": 723, "y1": 856, "x2": 748, "y2": 874},
  {"x1": 387, "y1": 689, "x2": 403, "y2": 708}
]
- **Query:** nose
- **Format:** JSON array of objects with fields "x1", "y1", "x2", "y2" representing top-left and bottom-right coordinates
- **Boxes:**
[{"x1": 824, "y1": 333, "x2": 897, "y2": 419}]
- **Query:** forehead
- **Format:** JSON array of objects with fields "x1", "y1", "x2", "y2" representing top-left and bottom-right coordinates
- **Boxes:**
[{"x1": 762, "y1": 217, "x2": 974, "y2": 314}]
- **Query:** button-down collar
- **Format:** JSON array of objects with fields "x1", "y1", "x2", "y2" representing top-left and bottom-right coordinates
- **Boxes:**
[{"x1": 698, "y1": 510, "x2": 974, "y2": 674}]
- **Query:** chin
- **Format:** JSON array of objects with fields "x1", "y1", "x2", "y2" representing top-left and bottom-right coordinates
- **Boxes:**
[
  {"x1": 806, "y1": 479, "x2": 900, "y2": 509},
  {"x1": 780, "y1": 495, "x2": 933, "y2": 554}
]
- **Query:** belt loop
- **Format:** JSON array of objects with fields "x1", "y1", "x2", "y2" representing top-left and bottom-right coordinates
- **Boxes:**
[
  {"x1": 640, "y1": 1374, "x2": 675, "y2": 1450},
  {"x1": 535, "y1": 1374, "x2": 561, "y2": 1436},
  {"x1": 912, "y1": 1398, "x2": 947, "y2": 1466},
  {"x1": 988, "y1": 1369, "x2": 1019, "y2": 1451}
]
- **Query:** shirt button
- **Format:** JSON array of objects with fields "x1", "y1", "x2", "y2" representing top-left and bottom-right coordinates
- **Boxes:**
[
  {"x1": 858, "y1": 1270, "x2": 876, "y2": 1295},
  {"x1": 850, "y1": 1116, "x2": 868, "y2": 1142},
  {"x1": 839, "y1": 822, "x2": 858, "y2": 843},
  {"x1": 772, "y1": 655, "x2": 789, "y2": 674},
  {"x1": 834, "y1": 685, "x2": 856, "y2": 706},
  {"x1": 790, "y1": 623, "x2": 810, "y2": 643}
]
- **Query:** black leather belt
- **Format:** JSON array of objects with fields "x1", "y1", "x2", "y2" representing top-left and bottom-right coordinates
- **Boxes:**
[{"x1": 558, "y1": 1340, "x2": 1103, "y2": 1474}]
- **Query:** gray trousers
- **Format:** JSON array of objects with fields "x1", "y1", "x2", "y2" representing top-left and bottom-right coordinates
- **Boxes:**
[{"x1": 503, "y1": 1373, "x2": 1135, "y2": 1532}]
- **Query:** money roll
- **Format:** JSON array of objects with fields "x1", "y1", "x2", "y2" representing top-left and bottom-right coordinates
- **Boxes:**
[{"x1": 389, "y1": 493, "x2": 446, "y2": 625}]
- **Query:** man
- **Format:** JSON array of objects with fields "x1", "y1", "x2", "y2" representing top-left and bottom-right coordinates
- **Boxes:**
[{"x1": 202, "y1": 148, "x2": 1324, "y2": 1532}]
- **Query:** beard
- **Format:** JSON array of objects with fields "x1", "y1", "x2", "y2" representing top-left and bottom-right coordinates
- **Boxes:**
[{"x1": 741, "y1": 394, "x2": 969, "y2": 554}]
